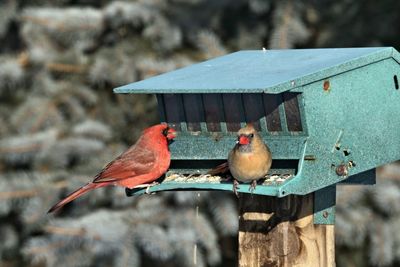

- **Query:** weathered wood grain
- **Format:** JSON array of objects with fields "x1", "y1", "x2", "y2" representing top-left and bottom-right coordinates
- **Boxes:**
[{"x1": 238, "y1": 194, "x2": 335, "y2": 267}]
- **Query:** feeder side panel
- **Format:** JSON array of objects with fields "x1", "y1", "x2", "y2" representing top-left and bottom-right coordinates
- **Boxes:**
[{"x1": 280, "y1": 58, "x2": 400, "y2": 196}]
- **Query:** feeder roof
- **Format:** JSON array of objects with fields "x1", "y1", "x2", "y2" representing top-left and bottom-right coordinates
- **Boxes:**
[{"x1": 114, "y1": 47, "x2": 400, "y2": 94}]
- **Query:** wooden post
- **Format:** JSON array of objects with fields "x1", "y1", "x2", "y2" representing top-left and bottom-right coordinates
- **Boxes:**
[{"x1": 238, "y1": 193, "x2": 335, "y2": 267}]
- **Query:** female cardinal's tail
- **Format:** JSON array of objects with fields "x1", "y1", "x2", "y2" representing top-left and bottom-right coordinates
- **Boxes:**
[
  {"x1": 207, "y1": 162, "x2": 229, "y2": 176},
  {"x1": 48, "y1": 182, "x2": 104, "y2": 213}
]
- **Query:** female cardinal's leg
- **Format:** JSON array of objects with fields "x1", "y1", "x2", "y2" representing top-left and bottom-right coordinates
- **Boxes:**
[
  {"x1": 249, "y1": 180, "x2": 257, "y2": 193},
  {"x1": 233, "y1": 179, "x2": 240, "y2": 197}
]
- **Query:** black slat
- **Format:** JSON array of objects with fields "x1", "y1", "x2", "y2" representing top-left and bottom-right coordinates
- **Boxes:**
[
  {"x1": 182, "y1": 94, "x2": 204, "y2": 131},
  {"x1": 163, "y1": 94, "x2": 184, "y2": 131},
  {"x1": 156, "y1": 94, "x2": 166, "y2": 122},
  {"x1": 202, "y1": 94, "x2": 224, "y2": 132},
  {"x1": 222, "y1": 94, "x2": 245, "y2": 132},
  {"x1": 283, "y1": 92, "x2": 303, "y2": 132},
  {"x1": 263, "y1": 94, "x2": 283, "y2": 132},
  {"x1": 242, "y1": 93, "x2": 264, "y2": 131}
]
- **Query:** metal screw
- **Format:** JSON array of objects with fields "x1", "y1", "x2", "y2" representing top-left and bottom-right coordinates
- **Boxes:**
[
  {"x1": 304, "y1": 155, "x2": 316, "y2": 161},
  {"x1": 323, "y1": 80, "x2": 330, "y2": 91},
  {"x1": 348, "y1": 160, "x2": 356, "y2": 168},
  {"x1": 336, "y1": 164, "x2": 348, "y2": 177}
]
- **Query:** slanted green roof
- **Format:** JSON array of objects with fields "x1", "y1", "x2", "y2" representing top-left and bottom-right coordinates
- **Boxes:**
[{"x1": 114, "y1": 47, "x2": 400, "y2": 94}]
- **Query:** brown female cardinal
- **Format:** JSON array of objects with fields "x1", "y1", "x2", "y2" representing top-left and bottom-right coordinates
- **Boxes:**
[
  {"x1": 48, "y1": 124, "x2": 176, "y2": 213},
  {"x1": 209, "y1": 124, "x2": 272, "y2": 195}
]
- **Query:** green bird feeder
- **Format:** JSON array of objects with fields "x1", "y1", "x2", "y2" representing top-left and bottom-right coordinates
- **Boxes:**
[{"x1": 114, "y1": 47, "x2": 400, "y2": 225}]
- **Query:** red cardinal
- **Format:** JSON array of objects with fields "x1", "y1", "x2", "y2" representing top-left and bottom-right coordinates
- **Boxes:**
[{"x1": 48, "y1": 124, "x2": 176, "y2": 213}]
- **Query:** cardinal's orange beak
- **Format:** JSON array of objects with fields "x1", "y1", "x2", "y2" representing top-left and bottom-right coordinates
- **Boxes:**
[
  {"x1": 238, "y1": 135, "x2": 250, "y2": 145},
  {"x1": 167, "y1": 128, "x2": 177, "y2": 140}
]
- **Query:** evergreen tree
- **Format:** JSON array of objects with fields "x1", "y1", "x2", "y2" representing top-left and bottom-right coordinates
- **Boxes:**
[{"x1": 0, "y1": 1, "x2": 399, "y2": 266}]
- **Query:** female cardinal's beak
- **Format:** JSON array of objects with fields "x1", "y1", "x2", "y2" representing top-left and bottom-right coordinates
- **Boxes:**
[{"x1": 238, "y1": 135, "x2": 250, "y2": 145}]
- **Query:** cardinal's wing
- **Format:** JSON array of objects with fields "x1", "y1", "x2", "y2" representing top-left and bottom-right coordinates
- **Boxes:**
[{"x1": 93, "y1": 145, "x2": 156, "y2": 183}]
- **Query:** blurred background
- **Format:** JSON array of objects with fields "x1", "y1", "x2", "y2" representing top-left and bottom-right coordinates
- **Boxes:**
[{"x1": 0, "y1": 0, "x2": 400, "y2": 266}]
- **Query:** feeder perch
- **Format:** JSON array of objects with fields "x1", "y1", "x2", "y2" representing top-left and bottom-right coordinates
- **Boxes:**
[{"x1": 115, "y1": 47, "x2": 400, "y2": 266}]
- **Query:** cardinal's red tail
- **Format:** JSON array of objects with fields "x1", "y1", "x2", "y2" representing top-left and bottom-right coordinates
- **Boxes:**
[
  {"x1": 207, "y1": 162, "x2": 229, "y2": 176},
  {"x1": 48, "y1": 183, "x2": 104, "y2": 213}
]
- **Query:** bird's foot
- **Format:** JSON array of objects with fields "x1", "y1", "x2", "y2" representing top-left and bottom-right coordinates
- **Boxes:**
[
  {"x1": 145, "y1": 181, "x2": 159, "y2": 194},
  {"x1": 249, "y1": 180, "x2": 257, "y2": 193},
  {"x1": 233, "y1": 179, "x2": 240, "y2": 197},
  {"x1": 133, "y1": 182, "x2": 160, "y2": 194}
]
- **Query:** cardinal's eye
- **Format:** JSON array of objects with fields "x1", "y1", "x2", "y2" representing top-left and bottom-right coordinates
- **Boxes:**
[
  {"x1": 162, "y1": 127, "x2": 170, "y2": 136},
  {"x1": 249, "y1": 133, "x2": 254, "y2": 138}
]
